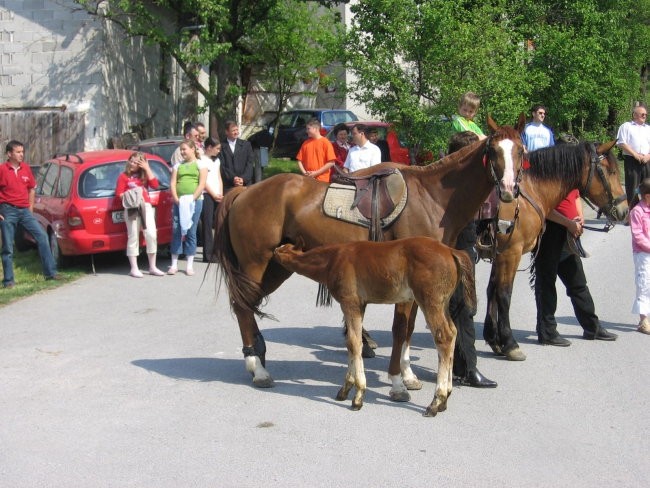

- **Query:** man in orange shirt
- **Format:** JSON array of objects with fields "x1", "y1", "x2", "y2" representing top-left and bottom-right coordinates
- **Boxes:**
[{"x1": 296, "y1": 118, "x2": 336, "y2": 182}]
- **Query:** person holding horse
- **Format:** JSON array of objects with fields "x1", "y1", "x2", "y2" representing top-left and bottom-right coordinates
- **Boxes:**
[
  {"x1": 617, "y1": 104, "x2": 650, "y2": 210},
  {"x1": 522, "y1": 105, "x2": 555, "y2": 151},
  {"x1": 630, "y1": 178, "x2": 650, "y2": 335},
  {"x1": 343, "y1": 124, "x2": 382, "y2": 173},
  {"x1": 528, "y1": 135, "x2": 618, "y2": 346},
  {"x1": 296, "y1": 118, "x2": 337, "y2": 182},
  {"x1": 447, "y1": 131, "x2": 497, "y2": 388}
]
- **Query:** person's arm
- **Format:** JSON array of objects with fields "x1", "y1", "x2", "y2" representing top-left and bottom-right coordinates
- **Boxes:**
[
  {"x1": 631, "y1": 208, "x2": 650, "y2": 253},
  {"x1": 311, "y1": 161, "x2": 335, "y2": 177},
  {"x1": 547, "y1": 209, "x2": 582, "y2": 237},
  {"x1": 28, "y1": 188, "x2": 35, "y2": 212},
  {"x1": 618, "y1": 142, "x2": 648, "y2": 163},
  {"x1": 241, "y1": 143, "x2": 255, "y2": 185},
  {"x1": 170, "y1": 167, "x2": 179, "y2": 204},
  {"x1": 220, "y1": 150, "x2": 236, "y2": 187},
  {"x1": 194, "y1": 167, "x2": 208, "y2": 200},
  {"x1": 115, "y1": 173, "x2": 128, "y2": 197},
  {"x1": 297, "y1": 160, "x2": 309, "y2": 176}
]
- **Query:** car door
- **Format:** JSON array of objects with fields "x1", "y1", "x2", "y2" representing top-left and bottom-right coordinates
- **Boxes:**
[{"x1": 33, "y1": 162, "x2": 62, "y2": 234}]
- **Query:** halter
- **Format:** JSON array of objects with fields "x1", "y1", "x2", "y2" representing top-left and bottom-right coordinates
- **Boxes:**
[
  {"x1": 483, "y1": 135, "x2": 524, "y2": 201},
  {"x1": 580, "y1": 143, "x2": 626, "y2": 230}
]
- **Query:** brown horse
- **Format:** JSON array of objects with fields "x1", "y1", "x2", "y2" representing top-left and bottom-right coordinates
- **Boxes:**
[
  {"x1": 214, "y1": 116, "x2": 526, "y2": 392},
  {"x1": 482, "y1": 141, "x2": 628, "y2": 360},
  {"x1": 273, "y1": 237, "x2": 476, "y2": 417}
]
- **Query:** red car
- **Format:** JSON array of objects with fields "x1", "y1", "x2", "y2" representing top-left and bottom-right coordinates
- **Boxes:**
[{"x1": 32, "y1": 150, "x2": 173, "y2": 265}]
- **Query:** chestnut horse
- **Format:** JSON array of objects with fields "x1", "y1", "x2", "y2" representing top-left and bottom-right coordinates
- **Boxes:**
[
  {"x1": 214, "y1": 116, "x2": 525, "y2": 394},
  {"x1": 273, "y1": 237, "x2": 476, "y2": 417},
  {"x1": 482, "y1": 141, "x2": 628, "y2": 360}
]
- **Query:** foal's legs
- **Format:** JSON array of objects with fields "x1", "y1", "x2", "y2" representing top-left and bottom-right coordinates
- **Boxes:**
[
  {"x1": 388, "y1": 301, "x2": 422, "y2": 402},
  {"x1": 335, "y1": 303, "x2": 367, "y2": 410},
  {"x1": 421, "y1": 303, "x2": 457, "y2": 417}
]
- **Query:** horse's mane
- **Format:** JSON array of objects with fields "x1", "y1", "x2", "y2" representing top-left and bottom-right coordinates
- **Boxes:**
[
  {"x1": 526, "y1": 143, "x2": 588, "y2": 188},
  {"x1": 400, "y1": 136, "x2": 487, "y2": 176}
]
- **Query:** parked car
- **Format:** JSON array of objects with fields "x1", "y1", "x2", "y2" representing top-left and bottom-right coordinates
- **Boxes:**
[
  {"x1": 128, "y1": 136, "x2": 183, "y2": 165},
  {"x1": 32, "y1": 150, "x2": 173, "y2": 266},
  {"x1": 325, "y1": 121, "x2": 417, "y2": 165},
  {"x1": 249, "y1": 109, "x2": 359, "y2": 158}
]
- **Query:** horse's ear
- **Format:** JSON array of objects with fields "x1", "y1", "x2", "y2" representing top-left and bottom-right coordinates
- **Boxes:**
[
  {"x1": 486, "y1": 114, "x2": 498, "y2": 133},
  {"x1": 597, "y1": 140, "x2": 617, "y2": 154},
  {"x1": 515, "y1": 112, "x2": 526, "y2": 133}
]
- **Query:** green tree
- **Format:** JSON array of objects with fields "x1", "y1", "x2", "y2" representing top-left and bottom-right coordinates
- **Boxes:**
[
  {"x1": 346, "y1": 0, "x2": 535, "y2": 157},
  {"x1": 77, "y1": 0, "x2": 344, "y2": 136},
  {"x1": 244, "y1": 0, "x2": 344, "y2": 149}
]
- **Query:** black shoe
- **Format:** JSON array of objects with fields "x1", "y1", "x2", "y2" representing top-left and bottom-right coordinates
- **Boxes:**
[
  {"x1": 583, "y1": 328, "x2": 617, "y2": 341},
  {"x1": 459, "y1": 369, "x2": 497, "y2": 388},
  {"x1": 45, "y1": 274, "x2": 63, "y2": 281},
  {"x1": 538, "y1": 336, "x2": 571, "y2": 347},
  {"x1": 3, "y1": 282, "x2": 15, "y2": 289}
]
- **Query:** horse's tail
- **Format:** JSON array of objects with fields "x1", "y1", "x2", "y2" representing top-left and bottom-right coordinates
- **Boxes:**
[
  {"x1": 452, "y1": 249, "x2": 477, "y2": 316},
  {"x1": 214, "y1": 188, "x2": 272, "y2": 320}
]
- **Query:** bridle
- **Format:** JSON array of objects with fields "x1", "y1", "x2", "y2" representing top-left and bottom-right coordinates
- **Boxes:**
[
  {"x1": 580, "y1": 143, "x2": 626, "y2": 230},
  {"x1": 483, "y1": 134, "x2": 525, "y2": 201}
]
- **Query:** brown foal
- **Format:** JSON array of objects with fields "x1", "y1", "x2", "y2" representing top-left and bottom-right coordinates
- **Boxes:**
[{"x1": 273, "y1": 236, "x2": 476, "y2": 417}]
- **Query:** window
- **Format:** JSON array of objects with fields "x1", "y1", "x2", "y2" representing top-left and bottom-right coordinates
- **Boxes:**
[
  {"x1": 56, "y1": 166, "x2": 73, "y2": 197},
  {"x1": 38, "y1": 163, "x2": 59, "y2": 197}
]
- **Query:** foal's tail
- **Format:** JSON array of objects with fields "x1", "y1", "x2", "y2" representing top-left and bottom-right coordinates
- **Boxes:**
[
  {"x1": 214, "y1": 188, "x2": 271, "y2": 319},
  {"x1": 452, "y1": 249, "x2": 477, "y2": 316}
]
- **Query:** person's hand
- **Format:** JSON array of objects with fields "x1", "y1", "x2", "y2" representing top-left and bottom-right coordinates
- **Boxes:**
[
  {"x1": 215, "y1": 194, "x2": 224, "y2": 202},
  {"x1": 233, "y1": 176, "x2": 244, "y2": 186},
  {"x1": 568, "y1": 217, "x2": 583, "y2": 238}
]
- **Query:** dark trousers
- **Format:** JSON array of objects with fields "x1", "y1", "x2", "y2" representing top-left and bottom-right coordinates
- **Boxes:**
[
  {"x1": 201, "y1": 195, "x2": 218, "y2": 262},
  {"x1": 534, "y1": 220, "x2": 599, "y2": 340},
  {"x1": 451, "y1": 222, "x2": 477, "y2": 377},
  {"x1": 623, "y1": 155, "x2": 647, "y2": 209}
]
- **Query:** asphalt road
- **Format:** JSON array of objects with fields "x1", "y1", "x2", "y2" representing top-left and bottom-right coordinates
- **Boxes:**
[{"x1": 1, "y1": 207, "x2": 648, "y2": 487}]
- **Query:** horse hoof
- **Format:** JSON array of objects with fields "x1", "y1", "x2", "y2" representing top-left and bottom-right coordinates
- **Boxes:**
[
  {"x1": 335, "y1": 389, "x2": 348, "y2": 402},
  {"x1": 487, "y1": 342, "x2": 504, "y2": 356},
  {"x1": 423, "y1": 406, "x2": 438, "y2": 417},
  {"x1": 389, "y1": 390, "x2": 411, "y2": 402},
  {"x1": 253, "y1": 377, "x2": 274, "y2": 388},
  {"x1": 505, "y1": 347, "x2": 526, "y2": 361},
  {"x1": 361, "y1": 344, "x2": 376, "y2": 358},
  {"x1": 351, "y1": 401, "x2": 363, "y2": 411},
  {"x1": 403, "y1": 377, "x2": 423, "y2": 390}
]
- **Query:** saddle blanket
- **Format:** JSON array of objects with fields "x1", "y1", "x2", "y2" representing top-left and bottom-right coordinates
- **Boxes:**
[{"x1": 322, "y1": 180, "x2": 408, "y2": 229}]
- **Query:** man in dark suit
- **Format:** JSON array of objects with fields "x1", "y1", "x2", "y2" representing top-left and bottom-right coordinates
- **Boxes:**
[{"x1": 220, "y1": 120, "x2": 254, "y2": 192}]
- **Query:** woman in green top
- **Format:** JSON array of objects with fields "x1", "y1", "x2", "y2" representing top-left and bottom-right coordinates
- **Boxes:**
[
  {"x1": 169, "y1": 139, "x2": 208, "y2": 276},
  {"x1": 451, "y1": 91, "x2": 486, "y2": 139}
]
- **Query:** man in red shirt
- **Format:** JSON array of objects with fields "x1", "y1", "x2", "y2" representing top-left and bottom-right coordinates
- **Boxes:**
[
  {"x1": 533, "y1": 188, "x2": 617, "y2": 345},
  {"x1": 0, "y1": 140, "x2": 60, "y2": 288}
]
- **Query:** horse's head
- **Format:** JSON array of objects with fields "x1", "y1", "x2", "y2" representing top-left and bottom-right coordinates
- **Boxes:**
[
  {"x1": 273, "y1": 242, "x2": 304, "y2": 265},
  {"x1": 484, "y1": 113, "x2": 526, "y2": 203},
  {"x1": 581, "y1": 140, "x2": 629, "y2": 222}
]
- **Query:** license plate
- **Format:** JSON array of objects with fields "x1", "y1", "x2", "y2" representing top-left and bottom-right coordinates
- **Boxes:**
[{"x1": 112, "y1": 210, "x2": 125, "y2": 224}]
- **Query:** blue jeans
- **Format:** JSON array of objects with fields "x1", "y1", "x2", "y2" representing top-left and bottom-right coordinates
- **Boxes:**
[
  {"x1": 0, "y1": 203, "x2": 57, "y2": 286},
  {"x1": 171, "y1": 199, "x2": 203, "y2": 257}
]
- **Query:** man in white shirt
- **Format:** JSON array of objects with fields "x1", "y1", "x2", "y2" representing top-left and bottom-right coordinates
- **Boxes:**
[
  {"x1": 343, "y1": 124, "x2": 382, "y2": 173},
  {"x1": 617, "y1": 104, "x2": 650, "y2": 208},
  {"x1": 171, "y1": 125, "x2": 203, "y2": 166},
  {"x1": 522, "y1": 105, "x2": 555, "y2": 152}
]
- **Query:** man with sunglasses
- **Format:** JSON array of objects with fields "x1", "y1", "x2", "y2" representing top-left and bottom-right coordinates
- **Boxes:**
[
  {"x1": 522, "y1": 104, "x2": 555, "y2": 151},
  {"x1": 617, "y1": 104, "x2": 650, "y2": 209}
]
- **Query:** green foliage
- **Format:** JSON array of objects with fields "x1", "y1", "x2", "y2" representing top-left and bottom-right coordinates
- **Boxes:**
[{"x1": 346, "y1": 0, "x2": 650, "y2": 152}]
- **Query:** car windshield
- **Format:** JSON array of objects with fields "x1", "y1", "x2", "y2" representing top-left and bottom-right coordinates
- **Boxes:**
[
  {"x1": 141, "y1": 145, "x2": 177, "y2": 164},
  {"x1": 79, "y1": 161, "x2": 170, "y2": 198}
]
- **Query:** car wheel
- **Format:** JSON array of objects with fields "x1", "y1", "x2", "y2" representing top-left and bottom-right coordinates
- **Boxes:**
[{"x1": 48, "y1": 230, "x2": 71, "y2": 268}]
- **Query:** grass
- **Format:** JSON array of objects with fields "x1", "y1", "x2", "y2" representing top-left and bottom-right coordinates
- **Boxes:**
[
  {"x1": 262, "y1": 157, "x2": 301, "y2": 178},
  {"x1": 0, "y1": 249, "x2": 85, "y2": 307}
]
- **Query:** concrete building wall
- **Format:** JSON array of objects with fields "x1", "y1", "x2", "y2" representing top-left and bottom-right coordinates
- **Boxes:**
[{"x1": 0, "y1": 0, "x2": 176, "y2": 154}]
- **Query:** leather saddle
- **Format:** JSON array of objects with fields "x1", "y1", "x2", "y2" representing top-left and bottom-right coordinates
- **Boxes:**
[
  {"x1": 330, "y1": 167, "x2": 406, "y2": 241},
  {"x1": 331, "y1": 167, "x2": 403, "y2": 220}
]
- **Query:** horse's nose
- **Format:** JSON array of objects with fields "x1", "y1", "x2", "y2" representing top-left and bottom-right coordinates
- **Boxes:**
[{"x1": 499, "y1": 180, "x2": 515, "y2": 202}]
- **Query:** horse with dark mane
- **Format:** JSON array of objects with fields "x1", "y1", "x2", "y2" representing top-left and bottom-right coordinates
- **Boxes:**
[
  {"x1": 481, "y1": 141, "x2": 628, "y2": 360},
  {"x1": 214, "y1": 116, "x2": 526, "y2": 397},
  {"x1": 274, "y1": 237, "x2": 475, "y2": 417}
]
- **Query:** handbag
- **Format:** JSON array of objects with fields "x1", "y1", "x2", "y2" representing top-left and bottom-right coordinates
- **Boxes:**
[{"x1": 121, "y1": 187, "x2": 144, "y2": 209}]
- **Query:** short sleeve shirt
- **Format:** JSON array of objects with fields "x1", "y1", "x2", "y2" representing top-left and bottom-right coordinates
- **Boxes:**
[
  {"x1": 344, "y1": 142, "x2": 382, "y2": 172},
  {"x1": 617, "y1": 121, "x2": 650, "y2": 156},
  {"x1": 296, "y1": 137, "x2": 336, "y2": 183},
  {"x1": 0, "y1": 162, "x2": 35, "y2": 207}
]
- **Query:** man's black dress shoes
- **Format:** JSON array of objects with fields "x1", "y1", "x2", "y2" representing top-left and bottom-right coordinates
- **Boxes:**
[
  {"x1": 459, "y1": 369, "x2": 497, "y2": 388},
  {"x1": 583, "y1": 328, "x2": 618, "y2": 341},
  {"x1": 538, "y1": 336, "x2": 571, "y2": 347}
]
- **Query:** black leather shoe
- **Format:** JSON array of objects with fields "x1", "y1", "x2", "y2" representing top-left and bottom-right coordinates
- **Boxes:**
[
  {"x1": 459, "y1": 369, "x2": 497, "y2": 388},
  {"x1": 583, "y1": 328, "x2": 618, "y2": 341},
  {"x1": 538, "y1": 336, "x2": 571, "y2": 347}
]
